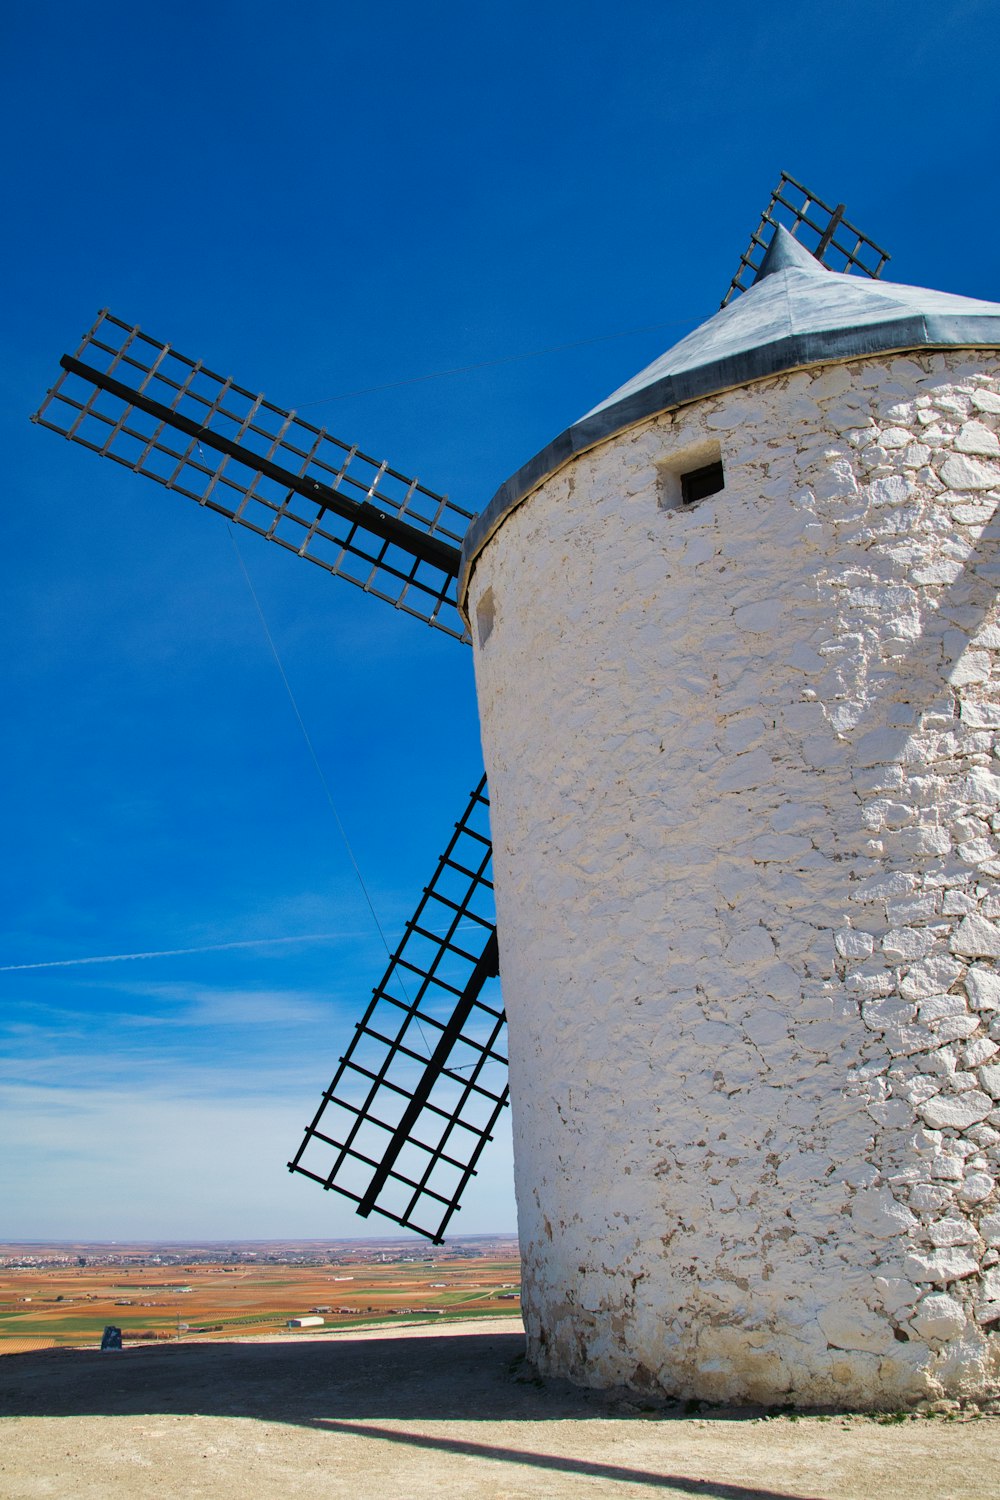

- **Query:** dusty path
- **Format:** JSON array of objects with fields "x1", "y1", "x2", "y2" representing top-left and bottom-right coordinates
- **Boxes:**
[{"x1": 0, "y1": 1317, "x2": 995, "y2": 1499}]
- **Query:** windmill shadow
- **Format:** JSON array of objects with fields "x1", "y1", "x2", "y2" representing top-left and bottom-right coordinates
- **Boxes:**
[
  {"x1": 801, "y1": 495, "x2": 1000, "y2": 968},
  {"x1": 842, "y1": 503, "x2": 1000, "y2": 751},
  {"x1": 0, "y1": 1330, "x2": 831, "y2": 1499}
]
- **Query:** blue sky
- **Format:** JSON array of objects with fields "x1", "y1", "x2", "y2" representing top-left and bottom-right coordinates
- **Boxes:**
[{"x1": 2, "y1": 0, "x2": 999, "y2": 1242}]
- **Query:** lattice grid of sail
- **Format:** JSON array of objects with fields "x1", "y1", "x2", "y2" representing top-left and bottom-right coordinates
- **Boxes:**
[
  {"x1": 289, "y1": 776, "x2": 507, "y2": 1243},
  {"x1": 31, "y1": 311, "x2": 473, "y2": 641},
  {"x1": 722, "y1": 172, "x2": 891, "y2": 307}
]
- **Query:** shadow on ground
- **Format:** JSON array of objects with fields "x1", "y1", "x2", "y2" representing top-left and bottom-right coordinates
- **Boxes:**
[{"x1": 0, "y1": 1330, "x2": 825, "y2": 1499}]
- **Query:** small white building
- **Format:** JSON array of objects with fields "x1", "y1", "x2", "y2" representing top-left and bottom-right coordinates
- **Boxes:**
[
  {"x1": 287, "y1": 1315, "x2": 325, "y2": 1329},
  {"x1": 459, "y1": 227, "x2": 1000, "y2": 1408}
]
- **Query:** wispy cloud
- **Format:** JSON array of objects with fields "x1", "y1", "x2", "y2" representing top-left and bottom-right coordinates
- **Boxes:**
[
  {"x1": 139, "y1": 983, "x2": 338, "y2": 1029},
  {"x1": 0, "y1": 989, "x2": 342, "y2": 1093}
]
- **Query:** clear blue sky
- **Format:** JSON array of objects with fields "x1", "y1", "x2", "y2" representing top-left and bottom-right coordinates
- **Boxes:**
[{"x1": 2, "y1": 0, "x2": 998, "y2": 1242}]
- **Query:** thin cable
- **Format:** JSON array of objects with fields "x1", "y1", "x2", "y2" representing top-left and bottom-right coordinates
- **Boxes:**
[
  {"x1": 226, "y1": 526, "x2": 395, "y2": 960},
  {"x1": 226, "y1": 526, "x2": 434, "y2": 1055},
  {"x1": 294, "y1": 316, "x2": 693, "y2": 410}
]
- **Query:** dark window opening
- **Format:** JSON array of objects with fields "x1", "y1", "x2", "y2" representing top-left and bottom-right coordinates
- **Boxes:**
[{"x1": 681, "y1": 460, "x2": 725, "y2": 506}]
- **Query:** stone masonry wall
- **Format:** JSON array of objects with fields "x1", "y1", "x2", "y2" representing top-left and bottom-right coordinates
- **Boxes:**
[{"x1": 469, "y1": 349, "x2": 1000, "y2": 1407}]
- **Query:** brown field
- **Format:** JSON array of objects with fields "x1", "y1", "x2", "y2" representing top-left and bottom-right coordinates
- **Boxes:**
[{"x1": 0, "y1": 1254, "x2": 522, "y2": 1352}]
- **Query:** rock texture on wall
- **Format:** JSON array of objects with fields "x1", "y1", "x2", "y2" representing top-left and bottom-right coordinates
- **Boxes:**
[{"x1": 469, "y1": 349, "x2": 1000, "y2": 1407}]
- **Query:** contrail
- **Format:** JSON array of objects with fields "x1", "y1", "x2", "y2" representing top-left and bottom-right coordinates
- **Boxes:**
[{"x1": 0, "y1": 933, "x2": 356, "y2": 974}]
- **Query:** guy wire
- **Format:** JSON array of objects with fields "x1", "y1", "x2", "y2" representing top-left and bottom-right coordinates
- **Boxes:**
[{"x1": 225, "y1": 524, "x2": 434, "y2": 1052}]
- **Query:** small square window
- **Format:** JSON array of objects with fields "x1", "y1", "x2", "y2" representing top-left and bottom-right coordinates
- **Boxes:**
[
  {"x1": 656, "y1": 439, "x2": 724, "y2": 512},
  {"x1": 680, "y1": 460, "x2": 725, "y2": 506}
]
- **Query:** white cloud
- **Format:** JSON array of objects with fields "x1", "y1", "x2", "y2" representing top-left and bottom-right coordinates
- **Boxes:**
[
  {"x1": 0, "y1": 964, "x2": 516, "y2": 1243},
  {"x1": 117, "y1": 981, "x2": 339, "y2": 1029},
  {"x1": 0, "y1": 1080, "x2": 515, "y2": 1241}
]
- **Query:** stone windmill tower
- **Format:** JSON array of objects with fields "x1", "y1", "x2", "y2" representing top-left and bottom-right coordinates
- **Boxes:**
[
  {"x1": 33, "y1": 178, "x2": 1000, "y2": 1407},
  {"x1": 458, "y1": 224, "x2": 1000, "y2": 1408}
]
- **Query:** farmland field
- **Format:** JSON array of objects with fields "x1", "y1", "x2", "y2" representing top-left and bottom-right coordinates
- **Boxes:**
[{"x1": 0, "y1": 1246, "x2": 521, "y2": 1351}]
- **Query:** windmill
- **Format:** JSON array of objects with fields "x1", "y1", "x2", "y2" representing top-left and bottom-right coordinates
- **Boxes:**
[{"x1": 31, "y1": 174, "x2": 891, "y2": 1247}]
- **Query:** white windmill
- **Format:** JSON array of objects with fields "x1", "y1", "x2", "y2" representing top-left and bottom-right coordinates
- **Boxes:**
[{"x1": 34, "y1": 175, "x2": 1000, "y2": 1407}]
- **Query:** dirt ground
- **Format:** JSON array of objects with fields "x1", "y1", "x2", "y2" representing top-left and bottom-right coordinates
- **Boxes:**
[{"x1": 0, "y1": 1317, "x2": 996, "y2": 1499}]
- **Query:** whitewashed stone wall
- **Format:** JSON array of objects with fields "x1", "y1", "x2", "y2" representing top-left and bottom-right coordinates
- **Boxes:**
[{"x1": 469, "y1": 349, "x2": 1000, "y2": 1407}]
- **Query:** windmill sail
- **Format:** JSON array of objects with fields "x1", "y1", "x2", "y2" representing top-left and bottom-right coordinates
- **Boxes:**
[
  {"x1": 32, "y1": 311, "x2": 474, "y2": 641},
  {"x1": 288, "y1": 777, "x2": 508, "y2": 1244},
  {"x1": 721, "y1": 171, "x2": 890, "y2": 307}
]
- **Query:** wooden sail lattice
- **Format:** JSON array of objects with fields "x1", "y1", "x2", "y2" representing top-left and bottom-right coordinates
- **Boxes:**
[
  {"x1": 722, "y1": 171, "x2": 891, "y2": 307},
  {"x1": 288, "y1": 777, "x2": 507, "y2": 1243},
  {"x1": 31, "y1": 311, "x2": 474, "y2": 641}
]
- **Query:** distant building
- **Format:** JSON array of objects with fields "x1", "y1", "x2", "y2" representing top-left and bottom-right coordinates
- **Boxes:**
[{"x1": 287, "y1": 1315, "x2": 324, "y2": 1329}]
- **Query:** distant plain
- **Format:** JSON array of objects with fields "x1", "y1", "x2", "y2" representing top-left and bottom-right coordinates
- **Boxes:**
[{"x1": 0, "y1": 1247, "x2": 522, "y2": 1353}]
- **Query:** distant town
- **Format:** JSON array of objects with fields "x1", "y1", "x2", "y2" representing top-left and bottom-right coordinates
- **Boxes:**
[{"x1": 0, "y1": 1235, "x2": 518, "y2": 1271}]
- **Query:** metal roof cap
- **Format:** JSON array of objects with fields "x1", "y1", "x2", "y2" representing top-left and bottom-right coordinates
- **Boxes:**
[{"x1": 459, "y1": 229, "x2": 1000, "y2": 614}]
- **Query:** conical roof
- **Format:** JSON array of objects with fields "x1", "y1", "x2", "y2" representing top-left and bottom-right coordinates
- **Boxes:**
[
  {"x1": 583, "y1": 227, "x2": 1000, "y2": 423},
  {"x1": 459, "y1": 227, "x2": 1000, "y2": 608}
]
